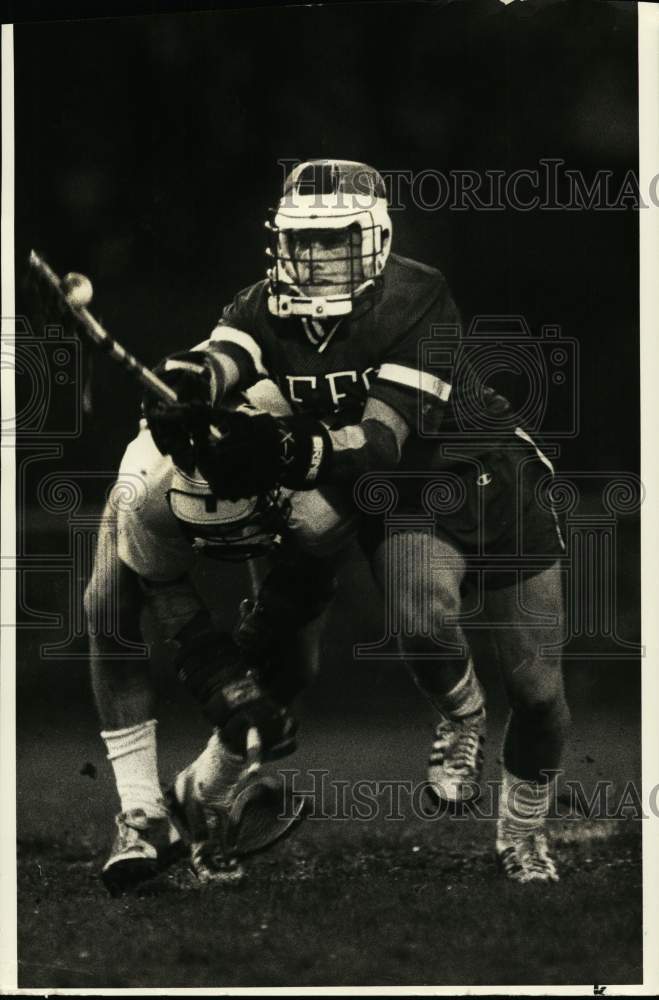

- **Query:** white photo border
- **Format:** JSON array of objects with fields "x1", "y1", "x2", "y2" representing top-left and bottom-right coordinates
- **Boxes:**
[{"x1": 1, "y1": 2, "x2": 658, "y2": 993}]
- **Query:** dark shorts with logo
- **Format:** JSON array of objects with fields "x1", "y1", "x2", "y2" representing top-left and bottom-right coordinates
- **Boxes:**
[{"x1": 357, "y1": 431, "x2": 566, "y2": 591}]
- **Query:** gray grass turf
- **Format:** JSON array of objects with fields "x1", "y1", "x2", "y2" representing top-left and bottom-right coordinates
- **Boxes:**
[
  {"x1": 17, "y1": 698, "x2": 642, "y2": 988},
  {"x1": 16, "y1": 515, "x2": 642, "y2": 987}
]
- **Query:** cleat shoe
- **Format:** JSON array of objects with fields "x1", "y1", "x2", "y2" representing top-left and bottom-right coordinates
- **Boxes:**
[
  {"x1": 427, "y1": 707, "x2": 486, "y2": 803},
  {"x1": 101, "y1": 809, "x2": 183, "y2": 895},
  {"x1": 167, "y1": 761, "x2": 248, "y2": 885},
  {"x1": 496, "y1": 827, "x2": 560, "y2": 884}
]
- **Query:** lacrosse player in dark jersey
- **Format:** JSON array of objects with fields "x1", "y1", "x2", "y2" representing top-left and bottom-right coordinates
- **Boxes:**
[{"x1": 90, "y1": 160, "x2": 568, "y2": 890}]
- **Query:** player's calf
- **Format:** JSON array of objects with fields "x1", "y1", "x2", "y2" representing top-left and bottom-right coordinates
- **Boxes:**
[
  {"x1": 496, "y1": 691, "x2": 567, "y2": 883},
  {"x1": 164, "y1": 558, "x2": 331, "y2": 880},
  {"x1": 495, "y1": 694, "x2": 568, "y2": 883},
  {"x1": 374, "y1": 535, "x2": 487, "y2": 805},
  {"x1": 485, "y1": 567, "x2": 568, "y2": 883}
]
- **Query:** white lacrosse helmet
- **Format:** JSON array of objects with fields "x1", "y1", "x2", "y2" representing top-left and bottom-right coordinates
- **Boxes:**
[
  {"x1": 266, "y1": 159, "x2": 392, "y2": 319},
  {"x1": 167, "y1": 380, "x2": 294, "y2": 561}
]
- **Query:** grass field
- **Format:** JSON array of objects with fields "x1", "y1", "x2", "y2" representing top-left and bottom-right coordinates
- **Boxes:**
[
  {"x1": 17, "y1": 814, "x2": 641, "y2": 989},
  {"x1": 16, "y1": 699, "x2": 642, "y2": 989},
  {"x1": 16, "y1": 521, "x2": 643, "y2": 988}
]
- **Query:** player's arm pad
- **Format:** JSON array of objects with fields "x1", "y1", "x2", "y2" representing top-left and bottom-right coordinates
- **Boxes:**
[
  {"x1": 172, "y1": 612, "x2": 297, "y2": 759},
  {"x1": 267, "y1": 397, "x2": 409, "y2": 489},
  {"x1": 328, "y1": 419, "x2": 400, "y2": 481},
  {"x1": 327, "y1": 397, "x2": 410, "y2": 482}
]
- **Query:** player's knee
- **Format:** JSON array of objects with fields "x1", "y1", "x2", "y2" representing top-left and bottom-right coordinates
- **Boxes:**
[
  {"x1": 398, "y1": 572, "x2": 461, "y2": 637},
  {"x1": 431, "y1": 577, "x2": 461, "y2": 617},
  {"x1": 291, "y1": 516, "x2": 354, "y2": 558},
  {"x1": 510, "y1": 680, "x2": 570, "y2": 736},
  {"x1": 287, "y1": 488, "x2": 357, "y2": 557}
]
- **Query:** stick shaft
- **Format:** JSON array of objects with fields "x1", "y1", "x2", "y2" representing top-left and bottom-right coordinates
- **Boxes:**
[{"x1": 28, "y1": 250, "x2": 178, "y2": 404}]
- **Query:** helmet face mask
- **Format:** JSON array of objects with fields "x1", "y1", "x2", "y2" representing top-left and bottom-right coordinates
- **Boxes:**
[
  {"x1": 168, "y1": 474, "x2": 293, "y2": 561},
  {"x1": 279, "y1": 224, "x2": 365, "y2": 298},
  {"x1": 171, "y1": 487, "x2": 292, "y2": 562},
  {"x1": 267, "y1": 160, "x2": 392, "y2": 319}
]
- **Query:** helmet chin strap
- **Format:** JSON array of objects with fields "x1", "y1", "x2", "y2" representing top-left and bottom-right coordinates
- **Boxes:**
[{"x1": 267, "y1": 271, "x2": 378, "y2": 320}]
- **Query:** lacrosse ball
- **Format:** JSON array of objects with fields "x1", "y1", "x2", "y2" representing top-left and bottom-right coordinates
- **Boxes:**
[{"x1": 62, "y1": 272, "x2": 93, "y2": 308}]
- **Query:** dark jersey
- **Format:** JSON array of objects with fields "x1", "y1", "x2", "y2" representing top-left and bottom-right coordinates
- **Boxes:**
[
  {"x1": 202, "y1": 254, "x2": 563, "y2": 569},
  {"x1": 211, "y1": 253, "x2": 503, "y2": 467}
]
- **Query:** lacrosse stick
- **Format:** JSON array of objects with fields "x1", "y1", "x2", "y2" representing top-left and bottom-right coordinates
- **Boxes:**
[
  {"x1": 28, "y1": 250, "x2": 177, "y2": 404},
  {"x1": 27, "y1": 250, "x2": 262, "y2": 773}
]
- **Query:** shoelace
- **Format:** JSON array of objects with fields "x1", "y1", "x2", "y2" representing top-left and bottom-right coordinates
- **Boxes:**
[
  {"x1": 121, "y1": 809, "x2": 149, "y2": 830},
  {"x1": 527, "y1": 833, "x2": 558, "y2": 878},
  {"x1": 431, "y1": 716, "x2": 484, "y2": 775},
  {"x1": 116, "y1": 812, "x2": 151, "y2": 851},
  {"x1": 500, "y1": 832, "x2": 558, "y2": 881}
]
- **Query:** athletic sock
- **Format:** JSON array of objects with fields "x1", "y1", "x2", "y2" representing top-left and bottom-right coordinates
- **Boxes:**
[
  {"x1": 184, "y1": 729, "x2": 246, "y2": 809},
  {"x1": 441, "y1": 659, "x2": 485, "y2": 719},
  {"x1": 101, "y1": 719, "x2": 167, "y2": 819},
  {"x1": 497, "y1": 766, "x2": 554, "y2": 845}
]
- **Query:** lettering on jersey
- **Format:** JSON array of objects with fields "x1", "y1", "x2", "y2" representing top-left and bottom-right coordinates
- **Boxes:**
[
  {"x1": 286, "y1": 367, "x2": 376, "y2": 411},
  {"x1": 361, "y1": 366, "x2": 375, "y2": 390},
  {"x1": 326, "y1": 370, "x2": 358, "y2": 407},
  {"x1": 286, "y1": 375, "x2": 317, "y2": 405}
]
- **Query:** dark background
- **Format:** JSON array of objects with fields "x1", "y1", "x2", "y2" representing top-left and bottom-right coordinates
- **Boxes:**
[
  {"x1": 15, "y1": 0, "x2": 639, "y2": 473},
  {"x1": 14, "y1": 0, "x2": 640, "y2": 791}
]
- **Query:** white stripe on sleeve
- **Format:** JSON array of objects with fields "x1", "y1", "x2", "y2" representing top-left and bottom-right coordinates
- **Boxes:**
[
  {"x1": 377, "y1": 362, "x2": 452, "y2": 402},
  {"x1": 209, "y1": 326, "x2": 267, "y2": 375}
]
